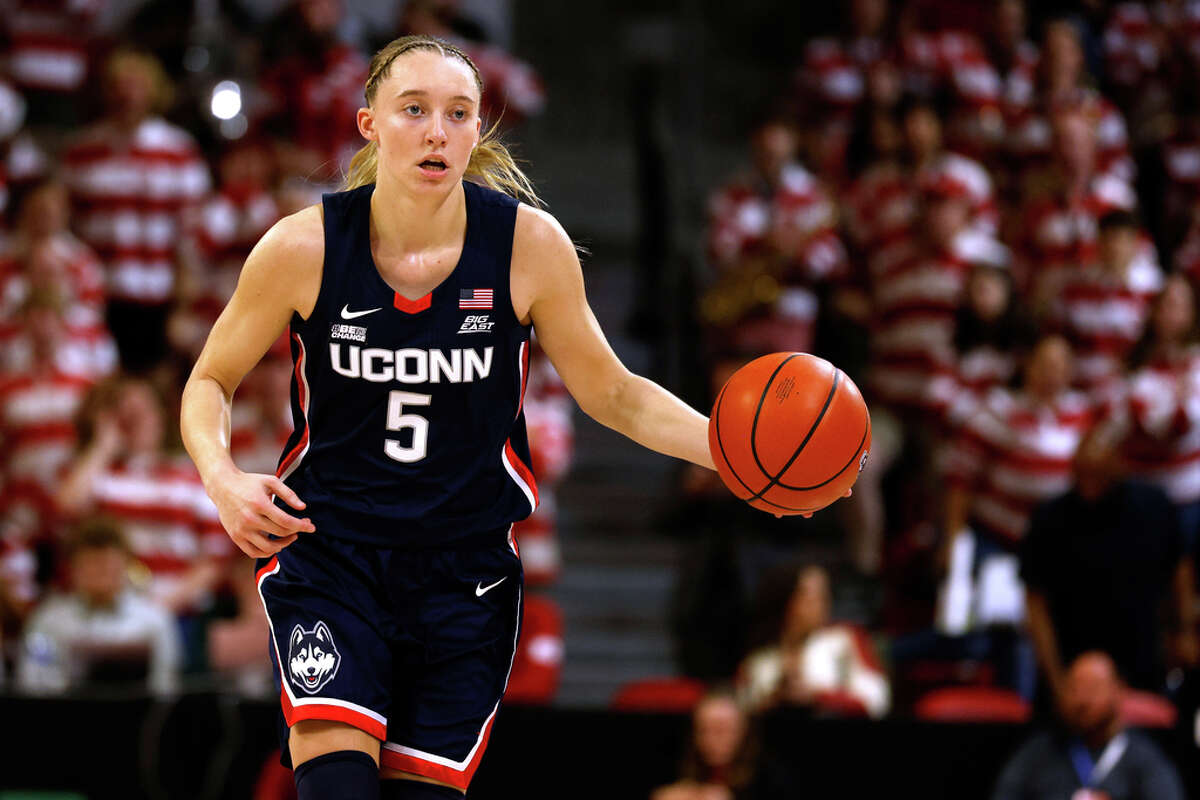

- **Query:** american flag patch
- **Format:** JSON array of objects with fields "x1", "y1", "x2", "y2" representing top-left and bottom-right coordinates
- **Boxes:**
[{"x1": 459, "y1": 288, "x2": 493, "y2": 309}]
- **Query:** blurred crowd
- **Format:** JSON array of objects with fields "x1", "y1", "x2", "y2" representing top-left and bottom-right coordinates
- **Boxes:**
[
  {"x1": 5, "y1": 0, "x2": 1200, "y2": 796},
  {"x1": 0, "y1": 0, "x2": 568, "y2": 706},
  {"x1": 674, "y1": 0, "x2": 1200, "y2": 796}
]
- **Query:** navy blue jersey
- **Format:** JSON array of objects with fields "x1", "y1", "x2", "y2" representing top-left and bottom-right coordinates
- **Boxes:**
[{"x1": 273, "y1": 180, "x2": 537, "y2": 546}]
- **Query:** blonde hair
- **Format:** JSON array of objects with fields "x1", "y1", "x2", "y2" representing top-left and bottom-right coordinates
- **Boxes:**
[
  {"x1": 103, "y1": 48, "x2": 174, "y2": 115},
  {"x1": 344, "y1": 35, "x2": 540, "y2": 206}
]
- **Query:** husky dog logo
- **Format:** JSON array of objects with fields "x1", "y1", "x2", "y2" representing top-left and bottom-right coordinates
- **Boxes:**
[{"x1": 287, "y1": 621, "x2": 341, "y2": 694}]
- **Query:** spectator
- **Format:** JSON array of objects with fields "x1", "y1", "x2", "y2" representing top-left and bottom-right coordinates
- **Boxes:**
[
  {"x1": 983, "y1": 0, "x2": 1039, "y2": 127},
  {"x1": 844, "y1": 96, "x2": 996, "y2": 259},
  {"x1": 55, "y1": 376, "x2": 230, "y2": 616},
  {"x1": 0, "y1": 285, "x2": 115, "y2": 385},
  {"x1": 2, "y1": 0, "x2": 104, "y2": 128},
  {"x1": 1052, "y1": 209, "x2": 1162, "y2": 394},
  {"x1": 0, "y1": 292, "x2": 99, "y2": 492},
  {"x1": 992, "y1": 651, "x2": 1186, "y2": 800},
  {"x1": 650, "y1": 688, "x2": 758, "y2": 800},
  {"x1": 0, "y1": 180, "x2": 115, "y2": 381},
  {"x1": 866, "y1": 157, "x2": 1007, "y2": 419},
  {"x1": 1022, "y1": 424, "x2": 1198, "y2": 697},
  {"x1": 793, "y1": 0, "x2": 893, "y2": 175},
  {"x1": 737, "y1": 565, "x2": 890, "y2": 718},
  {"x1": 16, "y1": 519, "x2": 181, "y2": 695},
  {"x1": 928, "y1": 261, "x2": 1036, "y2": 429},
  {"x1": 171, "y1": 139, "x2": 280, "y2": 360},
  {"x1": 1006, "y1": 18, "x2": 1131, "y2": 182},
  {"x1": 937, "y1": 335, "x2": 1095, "y2": 696},
  {"x1": 1015, "y1": 107, "x2": 1138, "y2": 314},
  {"x1": 61, "y1": 49, "x2": 211, "y2": 373},
  {"x1": 1122, "y1": 274, "x2": 1200, "y2": 549},
  {"x1": 702, "y1": 117, "x2": 848, "y2": 357},
  {"x1": 257, "y1": 0, "x2": 368, "y2": 183}
]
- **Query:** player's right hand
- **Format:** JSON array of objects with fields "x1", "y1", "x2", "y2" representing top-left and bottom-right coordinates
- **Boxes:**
[{"x1": 207, "y1": 469, "x2": 316, "y2": 558}]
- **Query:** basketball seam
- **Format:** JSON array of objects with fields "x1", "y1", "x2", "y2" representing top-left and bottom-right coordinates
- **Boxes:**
[
  {"x1": 749, "y1": 353, "x2": 802, "y2": 480},
  {"x1": 747, "y1": 368, "x2": 841, "y2": 503},
  {"x1": 714, "y1": 381, "x2": 819, "y2": 512},
  {"x1": 774, "y1": 412, "x2": 870, "y2": 490}
]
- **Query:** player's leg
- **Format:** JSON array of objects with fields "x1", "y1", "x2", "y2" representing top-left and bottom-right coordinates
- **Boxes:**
[
  {"x1": 379, "y1": 533, "x2": 523, "y2": 796},
  {"x1": 291, "y1": 720, "x2": 382, "y2": 800},
  {"x1": 255, "y1": 539, "x2": 396, "y2": 799}
]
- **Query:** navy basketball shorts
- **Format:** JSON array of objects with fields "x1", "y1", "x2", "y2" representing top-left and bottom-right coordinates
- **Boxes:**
[{"x1": 255, "y1": 525, "x2": 522, "y2": 791}]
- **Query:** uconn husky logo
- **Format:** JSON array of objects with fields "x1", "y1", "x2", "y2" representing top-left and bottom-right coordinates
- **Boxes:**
[{"x1": 287, "y1": 621, "x2": 341, "y2": 694}]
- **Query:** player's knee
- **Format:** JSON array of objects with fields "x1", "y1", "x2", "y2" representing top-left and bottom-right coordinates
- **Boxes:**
[
  {"x1": 293, "y1": 750, "x2": 379, "y2": 800},
  {"x1": 289, "y1": 719, "x2": 380, "y2": 768},
  {"x1": 379, "y1": 777, "x2": 464, "y2": 799}
]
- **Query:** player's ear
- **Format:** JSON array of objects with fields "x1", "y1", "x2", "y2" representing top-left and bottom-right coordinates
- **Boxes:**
[
  {"x1": 357, "y1": 106, "x2": 376, "y2": 142},
  {"x1": 291, "y1": 625, "x2": 304, "y2": 647},
  {"x1": 314, "y1": 621, "x2": 332, "y2": 643}
]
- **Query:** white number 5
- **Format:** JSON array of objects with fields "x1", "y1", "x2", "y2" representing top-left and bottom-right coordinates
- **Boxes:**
[{"x1": 385, "y1": 390, "x2": 430, "y2": 463}]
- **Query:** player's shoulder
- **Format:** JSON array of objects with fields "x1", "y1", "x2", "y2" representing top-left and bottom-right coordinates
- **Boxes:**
[
  {"x1": 513, "y1": 203, "x2": 574, "y2": 260},
  {"x1": 252, "y1": 204, "x2": 325, "y2": 266}
]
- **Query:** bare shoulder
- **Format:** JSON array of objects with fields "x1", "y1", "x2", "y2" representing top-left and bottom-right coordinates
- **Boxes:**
[
  {"x1": 241, "y1": 204, "x2": 325, "y2": 318},
  {"x1": 513, "y1": 203, "x2": 575, "y2": 260},
  {"x1": 253, "y1": 204, "x2": 324, "y2": 270},
  {"x1": 511, "y1": 204, "x2": 581, "y2": 323}
]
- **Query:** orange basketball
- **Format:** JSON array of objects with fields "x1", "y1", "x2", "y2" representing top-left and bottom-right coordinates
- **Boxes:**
[{"x1": 708, "y1": 352, "x2": 871, "y2": 515}]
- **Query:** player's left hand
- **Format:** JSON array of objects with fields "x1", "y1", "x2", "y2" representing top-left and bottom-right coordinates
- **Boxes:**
[{"x1": 775, "y1": 487, "x2": 851, "y2": 519}]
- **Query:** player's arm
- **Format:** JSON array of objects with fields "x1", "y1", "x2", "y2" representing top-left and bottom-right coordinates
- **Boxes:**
[
  {"x1": 180, "y1": 208, "x2": 322, "y2": 558},
  {"x1": 511, "y1": 206, "x2": 715, "y2": 470}
]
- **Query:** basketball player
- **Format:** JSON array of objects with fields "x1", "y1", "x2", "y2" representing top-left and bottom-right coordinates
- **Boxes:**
[{"x1": 181, "y1": 35, "x2": 830, "y2": 800}]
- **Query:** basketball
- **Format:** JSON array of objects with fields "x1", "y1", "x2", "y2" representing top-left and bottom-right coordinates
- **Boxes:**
[{"x1": 708, "y1": 352, "x2": 871, "y2": 515}]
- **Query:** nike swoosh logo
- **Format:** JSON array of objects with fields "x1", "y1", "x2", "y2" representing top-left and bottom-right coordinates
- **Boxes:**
[
  {"x1": 475, "y1": 577, "x2": 506, "y2": 597},
  {"x1": 341, "y1": 305, "x2": 382, "y2": 319}
]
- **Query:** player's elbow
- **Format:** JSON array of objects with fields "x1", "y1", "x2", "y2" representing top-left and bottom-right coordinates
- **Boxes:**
[{"x1": 575, "y1": 369, "x2": 639, "y2": 432}]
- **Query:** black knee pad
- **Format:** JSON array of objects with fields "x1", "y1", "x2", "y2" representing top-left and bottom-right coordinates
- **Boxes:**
[
  {"x1": 379, "y1": 778, "x2": 464, "y2": 799},
  {"x1": 294, "y1": 750, "x2": 379, "y2": 800}
]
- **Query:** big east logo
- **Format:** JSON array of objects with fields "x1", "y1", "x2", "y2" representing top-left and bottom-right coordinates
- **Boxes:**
[{"x1": 287, "y1": 621, "x2": 341, "y2": 694}]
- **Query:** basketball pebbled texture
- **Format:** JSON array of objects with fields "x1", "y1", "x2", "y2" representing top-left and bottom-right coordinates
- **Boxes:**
[{"x1": 708, "y1": 352, "x2": 872, "y2": 515}]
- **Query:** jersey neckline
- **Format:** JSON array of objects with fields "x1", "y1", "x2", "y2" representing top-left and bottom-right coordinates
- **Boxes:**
[{"x1": 363, "y1": 180, "x2": 477, "y2": 315}]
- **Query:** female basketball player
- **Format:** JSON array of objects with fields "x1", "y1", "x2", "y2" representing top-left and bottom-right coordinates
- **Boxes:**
[{"x1": 181, "y1": 34, "x2": 820, "y2": 799}]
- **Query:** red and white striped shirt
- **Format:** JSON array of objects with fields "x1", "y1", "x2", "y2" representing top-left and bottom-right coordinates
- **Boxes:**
[
  {"x1": 1118, "y1": 349, "x2": 1200, "y2": 504},
  {"x1": 1006, "y1": 90, "x2": 1133, "y2": 181},
  {"x1": 868, "y1": 229, "x2": 1008, "y2": 413},
  {"x1": 1053, "y1": 256, "x2": 1163, "y2": 390},
  {"x1": 3, "y1": 0, "x2": 101, "y2": 94},
  {"x1": 946, "y1": 388, "x2": 1097, "y2": 545},
  {"x1": 1104, "y1": 3, "x2": 1161, "y2": 88},
  {"x1": 85, "y1": 457, "x2": 231, "y2": 609},
  {"x1": 259, "y1": 44, "x2": 368, "y2": 180},
  {"x1": 174, "y1": 186, "x2": 280, "y2": 355},
  {"x1": 62, "y1": 117, "x2": 211, "y2": 305},
  {"x1": 928, "y1": 344, "x2": 1022, "y2": 430},
  {"x1": 844, "y1": 153, "x2": 997, "y2": 254},
  {"x1": 708, "y1": 163, "x2": 848, "y2": 353},
  {"x1": 0, "y1": 370, "x2": 92, "y2": 491},
  {"x1": 1016, "y1": 173, "x2": 1137, "y2": 293}
]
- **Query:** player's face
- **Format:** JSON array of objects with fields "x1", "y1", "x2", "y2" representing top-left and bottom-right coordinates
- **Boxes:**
[{"x1": 361, "y1": 50, "x2": 482, "y2": 193}]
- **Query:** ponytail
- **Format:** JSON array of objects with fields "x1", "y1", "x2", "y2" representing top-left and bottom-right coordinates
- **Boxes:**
[
  {"x1": 345, "y1": 140, "x2": 380, "y2": 191},
  {"x1": 464, "y1": 118, "x2": 541, "y2": 206},
  {"x1": 342, "y1": 35, "x2": 541, "y2": 207}
]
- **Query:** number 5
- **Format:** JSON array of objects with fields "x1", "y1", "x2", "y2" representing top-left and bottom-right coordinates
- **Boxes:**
[{"x1": 385, "y1": 391, "x2": 430, "y2": 463}]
